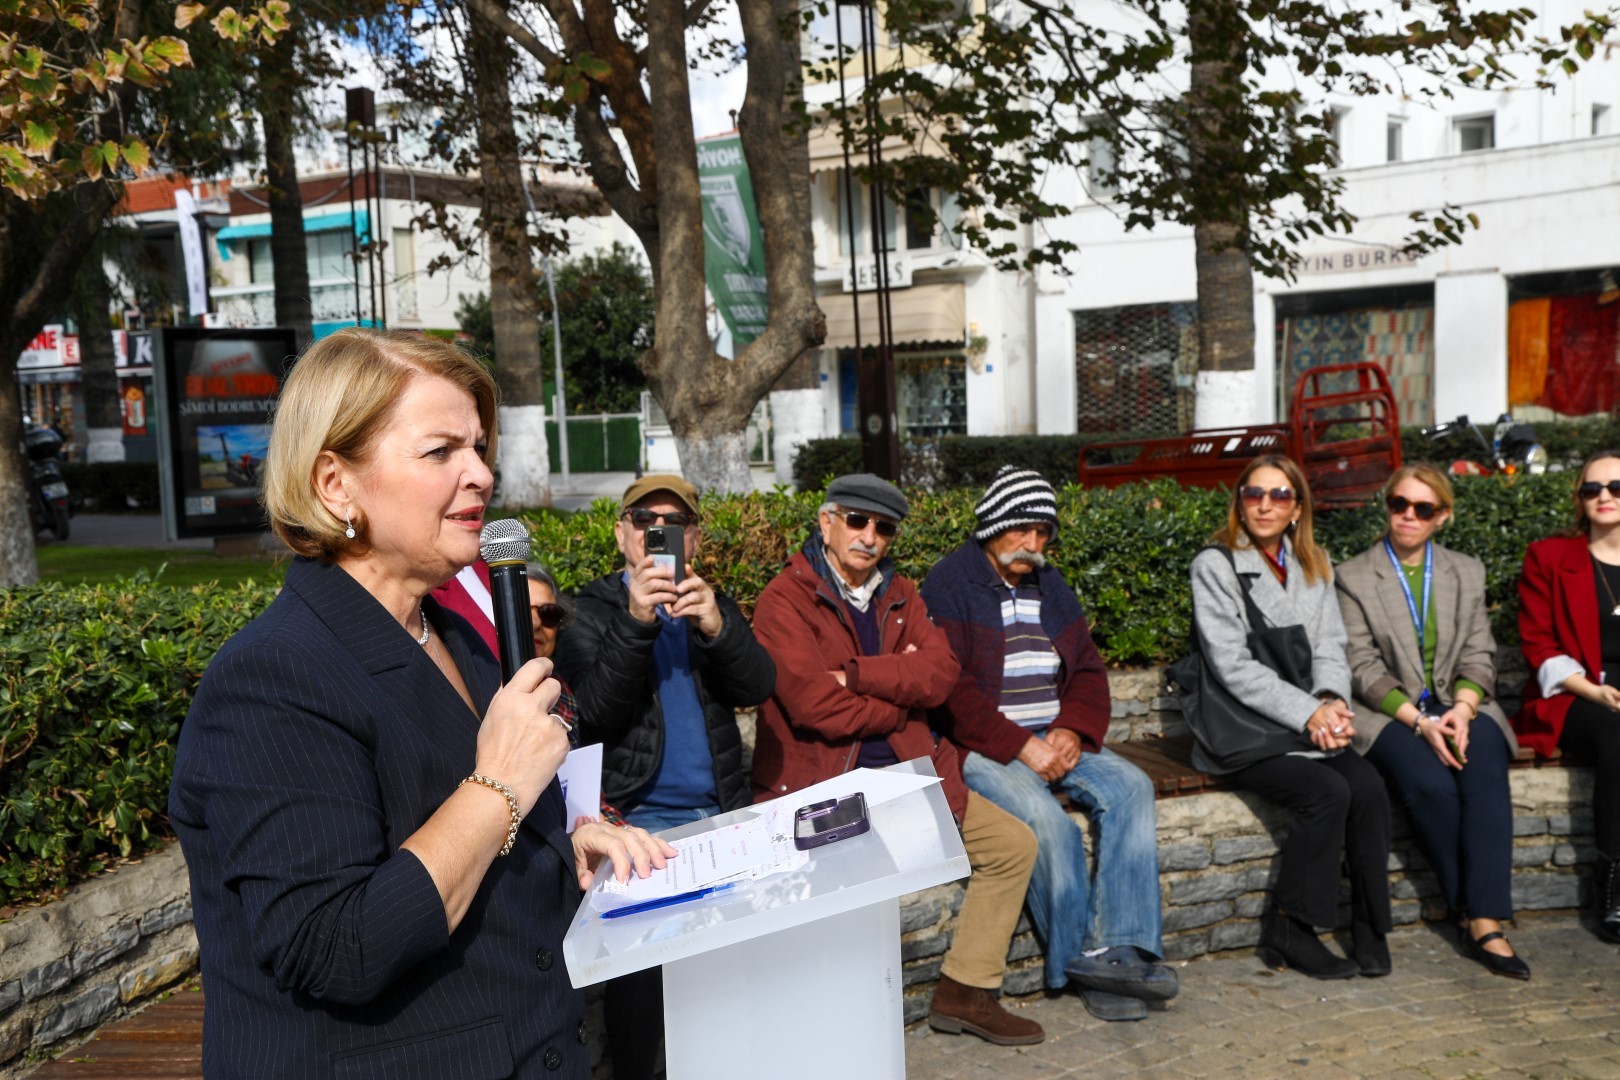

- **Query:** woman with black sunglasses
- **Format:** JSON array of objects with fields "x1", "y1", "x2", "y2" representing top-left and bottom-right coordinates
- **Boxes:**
[
  {"x1": 1189, "y1": 454, "x2": 1393, "y2": 979},
  {"x1": 1515, "y1": 450, "x2": 1620, "y2": 945},
  {"x1": 1336, "y1": 465, "x2": 1528, "y2": 978},
  {"x1": 526, "y1": 564, "x2": 581, "y2": 731}
]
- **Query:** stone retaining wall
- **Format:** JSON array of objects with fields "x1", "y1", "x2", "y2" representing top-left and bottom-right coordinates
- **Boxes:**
[
  {"x1": 896, "y1": 764, "x2": 1596, "y2": 1024},
  {"x1": 0, "y1": 843, "x2": 194, "y2": 1078}
]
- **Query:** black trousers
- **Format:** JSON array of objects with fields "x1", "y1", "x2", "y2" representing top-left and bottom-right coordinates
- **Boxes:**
[
  {"x1": 1230, "y1": 750, "x2": 1393, "y2": 931},
  {"x1": 1365, "y1": 719, "x2": 1514, "y2": 919},
  {"x1": 1561, "y1": 701, "x2": 1620, "y2": 859},
  {"x1": 604, "y1": 968, "x2": 663, "y2": 1080}
]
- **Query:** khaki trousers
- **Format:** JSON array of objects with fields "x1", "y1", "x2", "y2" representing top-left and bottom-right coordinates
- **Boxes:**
[{"x1": 939, "y1": 791, "x2": 1038, "y2": 990}]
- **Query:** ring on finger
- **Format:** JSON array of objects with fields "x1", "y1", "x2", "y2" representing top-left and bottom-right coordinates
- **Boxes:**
[{"x1": 550, "y1": 712, "x2": 574, "y2": 733}]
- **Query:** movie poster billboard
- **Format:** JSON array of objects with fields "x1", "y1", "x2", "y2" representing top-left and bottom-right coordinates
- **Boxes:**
[{"x1": 152, "y1": 327, "x2": 298, "y2": 540}]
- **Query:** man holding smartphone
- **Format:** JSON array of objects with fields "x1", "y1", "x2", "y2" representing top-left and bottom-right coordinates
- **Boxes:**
[
  {"x1": 554, "y1": 473, "x2": 775, "y2": 1079},
  {"x1": 751, "y1": 473, "x2": 1044, "y2": 1047}
]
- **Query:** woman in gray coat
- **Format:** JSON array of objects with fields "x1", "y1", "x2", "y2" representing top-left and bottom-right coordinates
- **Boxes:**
[
  {"x1": 1190, "y1": 455, "x2": 1393, "y2": 980},
  {"x1": 1337, "y1": 464, "x2": 1529, "y2": 979}
]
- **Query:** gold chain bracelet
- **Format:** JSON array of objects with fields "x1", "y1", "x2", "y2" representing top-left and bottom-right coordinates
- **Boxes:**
[{"x1": 460, "y1": 773, "x2": 521, "y2": 856}]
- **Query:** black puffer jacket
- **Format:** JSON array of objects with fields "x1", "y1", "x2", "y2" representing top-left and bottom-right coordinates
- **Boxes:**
[{"x1": 553, "y1": 573, "x2": 775, "y2": 812}]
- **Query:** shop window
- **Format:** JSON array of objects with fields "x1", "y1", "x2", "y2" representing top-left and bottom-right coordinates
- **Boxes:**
[
  {"x1": 1453, "y1": 114, "x2": 1495, "y2": 153},
  {"x1": 835, "y1": 348, "x2": 967, "y2": 437},
  {"x1": 897, "y1": 350, "x2": 966, "y2": 436},
  {"x1": 1275, "y1": 302, "x2": 1435, "y2": 426},
  {"x1": 1073, "y1": 302, "x2": 1197, "y2": 436}
]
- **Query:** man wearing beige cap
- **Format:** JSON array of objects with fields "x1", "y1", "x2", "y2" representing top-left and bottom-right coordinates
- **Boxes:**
[{"x1": 553, "y1": 474, "x2": 775, "y2": 1079}]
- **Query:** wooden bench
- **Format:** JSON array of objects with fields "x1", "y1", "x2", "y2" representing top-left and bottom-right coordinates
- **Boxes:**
[{"x1": 1106, "y1": 733, "x2": 1574, "y2": 801}]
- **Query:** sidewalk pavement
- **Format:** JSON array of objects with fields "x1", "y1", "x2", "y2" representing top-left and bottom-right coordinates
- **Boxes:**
[{"x1": 905, "y1": 912, "x2": 1619, "y2": 1079}]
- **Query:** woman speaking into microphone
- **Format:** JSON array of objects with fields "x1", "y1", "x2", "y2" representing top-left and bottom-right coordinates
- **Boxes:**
[{"x1": 170, "y1": 329, "x2": 670, "y2": 1079}]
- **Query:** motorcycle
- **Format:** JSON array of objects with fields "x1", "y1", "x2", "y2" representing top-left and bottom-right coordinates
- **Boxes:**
[
  {"x1": 24, "y1": 419, "x2": 72, "y2": 541},
  {"x1": 1420, "y1": 413, "x2": 1549, "y2": 477}
]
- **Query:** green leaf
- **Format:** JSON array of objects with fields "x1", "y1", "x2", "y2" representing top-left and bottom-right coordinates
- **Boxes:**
[
  {"x1": 576, "y1": 53, "x2": 613, "y2": 81},
  {"x1": 22, "y1": 119, "x2": 57, "y2": 158},
  {"x1": 122, "y1": 139, "x2": 151, "y2": 174}
]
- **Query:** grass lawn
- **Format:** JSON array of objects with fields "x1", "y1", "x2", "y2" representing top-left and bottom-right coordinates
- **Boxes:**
[{"x1": 36, "y1": 546, "x2": 288, "y2": 588}]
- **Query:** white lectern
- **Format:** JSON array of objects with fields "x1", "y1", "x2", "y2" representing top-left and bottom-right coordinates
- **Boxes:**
[{"x1": 562, "y1": 759, "x2": 969, "y2": 1080}]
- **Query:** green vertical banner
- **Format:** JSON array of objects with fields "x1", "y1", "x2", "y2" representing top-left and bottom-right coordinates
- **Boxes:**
[{"x1": 697, "y1": 134, "x2": 769, "y2": 350}]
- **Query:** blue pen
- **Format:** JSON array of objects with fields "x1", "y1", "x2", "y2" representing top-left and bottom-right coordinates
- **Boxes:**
[{"x1": 600, "y1": 882, "x2": 738, "y2": 920}]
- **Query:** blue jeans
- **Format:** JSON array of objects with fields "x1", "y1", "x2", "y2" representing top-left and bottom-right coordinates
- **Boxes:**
[
  {"x1": 622, "y1": 803, "x2": 718, "y2": 834},
  {"x1": 962, "y1": 743, "x2": 1162, "y2": 989}
]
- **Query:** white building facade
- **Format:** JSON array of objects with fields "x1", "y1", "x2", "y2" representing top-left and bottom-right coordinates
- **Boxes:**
[{"x1": 805, "y1": 0, "x2": 1620, "y2": 447}]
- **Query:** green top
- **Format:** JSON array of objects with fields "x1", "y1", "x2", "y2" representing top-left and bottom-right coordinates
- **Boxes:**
[{"x1": 1377, "y1": 561, "x2": 1485, "y2": 717}]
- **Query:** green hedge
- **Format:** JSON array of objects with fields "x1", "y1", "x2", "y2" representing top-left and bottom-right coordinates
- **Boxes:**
[
  {"x1": 0, "y1": 472, "x2": 1577, "y2": 905},
  {"x1": 0, "y1": 575, "x2": 278, "y2": 904},
  {"x1": 62, "y1": 461, "x2": 161, "y2": 512},
  {"x1": 524, "y1": 471, "x2": 1578, "y2": 667}
]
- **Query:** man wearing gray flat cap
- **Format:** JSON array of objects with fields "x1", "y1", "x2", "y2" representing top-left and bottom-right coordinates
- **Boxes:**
[{"x1": 751, "y1": 473, "x2": 1044, "y2": 1046}]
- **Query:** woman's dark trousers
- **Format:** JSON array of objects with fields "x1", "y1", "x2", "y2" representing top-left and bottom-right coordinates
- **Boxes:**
[
  {"x1": 1561, "y1": 701, "x2": 1620, "y2": 859},
  {"x1": 1365, "y1": 720, "x2": 1514, "y2": 918},
  {"x1": 1230, "y1": 750, "x2": 1394, "y2": 930}
]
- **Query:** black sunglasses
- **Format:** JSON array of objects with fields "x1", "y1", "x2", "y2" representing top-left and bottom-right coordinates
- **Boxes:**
[
  {"x1": 623, "y1": 508, "x2": 698, "y2": 529},
  {"x1": 1239, "y1": 485, "x2": 1296, "y2": 506},
  {"x1": 529, "y1": 603, "x2": 565, "y2": 630},
  {"x1": 1386, "y1": 495, "x2": 1441, "y2": 520},
  {"x1": 1579, "y1": 480, "x2": 1620, "y2": 500},
  {"x1": 835, "y1": 509, "x2": 899, "y2": 538}
]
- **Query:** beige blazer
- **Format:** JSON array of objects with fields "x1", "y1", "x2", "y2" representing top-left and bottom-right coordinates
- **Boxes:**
[{"x1": 1334, "y1": 540, "x2": 1516, "y2": 755}]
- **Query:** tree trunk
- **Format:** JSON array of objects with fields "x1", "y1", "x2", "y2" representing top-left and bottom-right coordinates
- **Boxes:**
[
  {"x1": 260, "y1": 29, "x2": 314, "y2": 349},
  {"x1": 468, "y1": 0, "x2": 549, "y2": 507},
  {"x1": 1188, "y1": 0, "x2": 1259, "y2": 428},
  {"x1": 0, "y1": 182, "x2": 121, "y2": 585},
  {"x1": 76, "y1": 264, "x2": 125, "y2": 463},
  {"x1": 490, "y1": 0, "x2": 823, "y2": 494}
]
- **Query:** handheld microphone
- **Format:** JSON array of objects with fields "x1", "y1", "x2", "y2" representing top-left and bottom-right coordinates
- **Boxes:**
[{"x1": 479, "y1": 519, "x2": 536, "y2": 682}]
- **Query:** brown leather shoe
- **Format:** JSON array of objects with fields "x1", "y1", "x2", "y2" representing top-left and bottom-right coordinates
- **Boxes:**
[{"x1": 928, "y1": 974, "x2": 1044, "y2": 1046}]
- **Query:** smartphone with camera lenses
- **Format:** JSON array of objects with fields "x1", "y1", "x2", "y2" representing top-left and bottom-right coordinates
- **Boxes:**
[{"x1": 644, "y1": 525, "x2": 686, "y2": 586}]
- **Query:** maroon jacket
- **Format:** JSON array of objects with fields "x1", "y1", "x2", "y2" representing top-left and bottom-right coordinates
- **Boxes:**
[{"x1": 751, "y1": 546, "x2": 967, "y2": 819}]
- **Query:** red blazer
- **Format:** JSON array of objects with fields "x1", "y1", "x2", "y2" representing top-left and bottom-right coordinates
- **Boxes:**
[{"x1": 1515, "y1": 535, "x2": 1602, "y2": 756}]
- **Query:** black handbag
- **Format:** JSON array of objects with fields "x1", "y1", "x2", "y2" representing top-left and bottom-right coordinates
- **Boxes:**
[{"x1": 1169, "y1": 546, "x2": 1317, "y2": 775}]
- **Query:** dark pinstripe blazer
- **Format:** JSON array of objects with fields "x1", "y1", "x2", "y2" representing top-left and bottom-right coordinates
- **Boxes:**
[{"x1": 170, "y1": 558, "x2": 588, "y2": 1079}]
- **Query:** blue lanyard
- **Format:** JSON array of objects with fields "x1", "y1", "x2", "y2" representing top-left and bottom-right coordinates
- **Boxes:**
[{"x1": 1383, "y1": 537, "x2": 1433, "y2": 656}]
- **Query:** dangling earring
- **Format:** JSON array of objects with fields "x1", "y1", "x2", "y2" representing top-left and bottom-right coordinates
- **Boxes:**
[{"x1": 345, "y1": 510, "x2": 356, "y2": 540}]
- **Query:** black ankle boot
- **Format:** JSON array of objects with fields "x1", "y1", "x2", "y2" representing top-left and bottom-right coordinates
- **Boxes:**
[
  {"x1": 1599, "y1": 858, "x2": 1620, "y2": 945},
  {"x1": 1351, "y1": 920, "x2": 1391, "y2": 977},
  {"x1": 1258, "y1": 909, "x2": 1359, "y2": 979}
]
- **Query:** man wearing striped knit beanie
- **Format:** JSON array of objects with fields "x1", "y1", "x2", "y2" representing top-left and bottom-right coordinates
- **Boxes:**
[{"x1": 921, "y1": 466, "x2": 1175, "y2": 1022}]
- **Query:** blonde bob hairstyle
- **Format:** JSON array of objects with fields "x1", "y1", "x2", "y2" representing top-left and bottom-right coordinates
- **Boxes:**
[
  {"x1": 1210, "y1": 454, "x2": 1332, "y2": 586},
  {"x1": 1380, "y1": 463, "x2": 1455, "y2": 538},
  {"x1": 1571, "y1": 449, "x2": 1620, "y2": 536},
  {"x1": 262, "y1": 329, "x2": 498, "y2": 561}
]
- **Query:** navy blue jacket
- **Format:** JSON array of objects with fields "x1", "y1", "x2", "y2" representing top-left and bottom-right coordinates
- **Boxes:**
[
  {"x1": 920, "y1": 538, "x2": 1112, "y2": 764},
  {"x1": 170, "y1": 558, "x2": 587, "y2": 1079}
]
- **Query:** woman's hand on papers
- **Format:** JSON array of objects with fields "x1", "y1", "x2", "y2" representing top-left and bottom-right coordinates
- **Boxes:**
[{"x1": 571, "y1": 821, "x2": 677, "y2": 891}]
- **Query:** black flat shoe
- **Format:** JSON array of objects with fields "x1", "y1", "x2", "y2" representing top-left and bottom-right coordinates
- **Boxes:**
[
  {"x1": 1468, "y1": 930, "x2": 1531, "y2": 980},
  {"x1": 1351, "y1": 921, "x2": 1391, "y2": 978}
]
